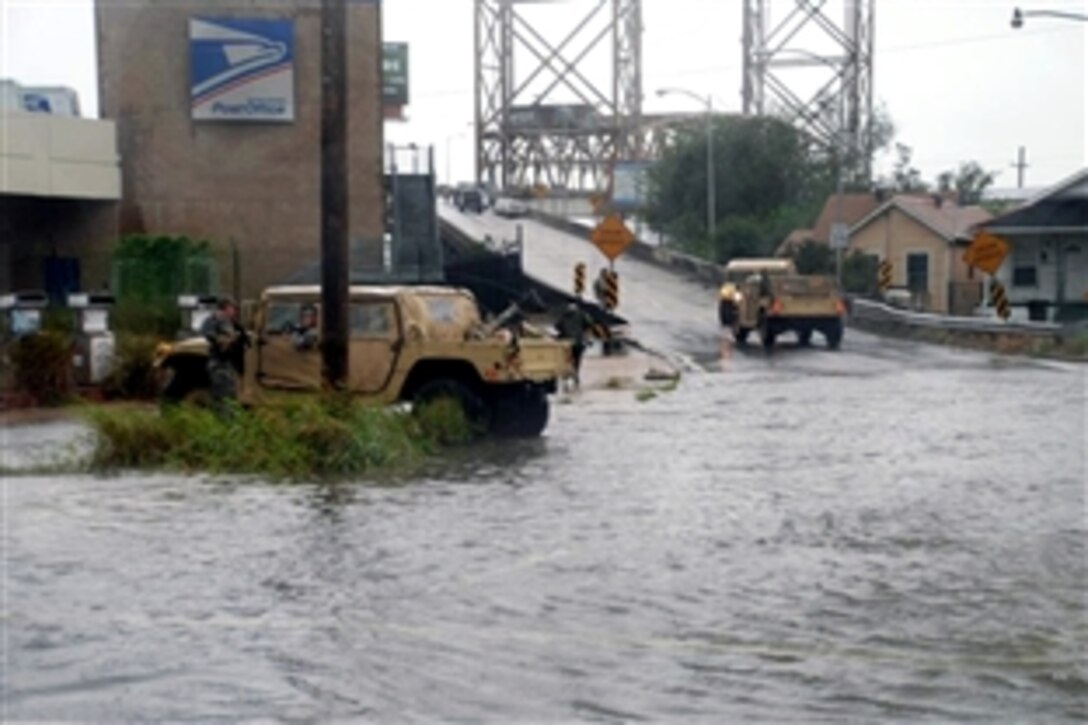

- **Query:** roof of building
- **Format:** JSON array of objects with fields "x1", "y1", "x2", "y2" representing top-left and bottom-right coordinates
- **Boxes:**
[
  {"x1": 851, "y1": 194, "x2": 993, "y2": 243},
  {"x1": 775, "y1": 228, "x2": 815, "y2": 255},
  {"x1": 811, "y1": 193, "x2": 883, "y2": 244},
  {"x1": 982, "y1": 167, "x2": 1088, "y2": 234},
  {"x1": 775, "y1": 193, "x2": 883, "y2": 255}
]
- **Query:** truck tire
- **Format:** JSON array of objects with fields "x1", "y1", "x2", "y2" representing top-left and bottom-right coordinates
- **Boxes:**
[
  {"x1": 759, "y1": 313, "x2": 777, "y2": 351},
  {"x1": 718, "y1": 301, "x2": 736, "y2": 327},
  {"x1": 161, "y1": 364, "x2": 210, "y2": 406},
  {"x1": 414, "y1": 378, "x2": 493, "y2": 435},
  {"x1": 492, "y1": 385, "x2": 550, "y2": 438},
  {"x1": 825, "y1": 320, "x2": 844, "y2": 350}
]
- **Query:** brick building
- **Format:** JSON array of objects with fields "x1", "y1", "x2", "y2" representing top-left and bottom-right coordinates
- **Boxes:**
[{"x1": 95, "y1": 0, "x2": 385, "y2": 298}]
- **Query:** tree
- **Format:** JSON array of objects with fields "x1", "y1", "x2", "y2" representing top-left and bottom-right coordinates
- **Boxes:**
[
  {"x1": 842, "y1": 251, "x2": 879, "y2": 296},
  {"x1": 937, "y1": 161, "x2": 998, "y2": 205},
  {"x1": 840, "y1": 102, "x2": 896, "y2": 190},
  {"x1": 646, "y1": 116, "x2": 835, "y2": 263},
  {"x1": 111, "y1": 234, "x2": 216, "y2": 334},
  {"x1": 891, "y1": 143, "x2": 928, "y2": 193},
  {"x1": 791, "y1": 240, "x2": 835, "y2": 275}
]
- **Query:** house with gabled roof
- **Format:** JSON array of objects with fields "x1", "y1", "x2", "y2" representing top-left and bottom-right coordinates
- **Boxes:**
[
  {"x1": 847, "y1": 194, "x2": 993, "y2": 315},
  {"x1": 978, "y1": 168, "x2": 1088, "y2": 323}
]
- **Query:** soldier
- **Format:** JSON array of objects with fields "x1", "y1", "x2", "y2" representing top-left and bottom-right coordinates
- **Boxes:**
[
  {"x1": 555, "y1": 302, "x2": 593, "y2": 390},
  {"x1": 292, "y1": 304, "x2": 319, "y2": 351},
  {"x1": 200, "y1": 297, "x2": 247, "y2": 414},
  {"x1": 593, "y1": 268, "x2": 609, "y2": 307}
]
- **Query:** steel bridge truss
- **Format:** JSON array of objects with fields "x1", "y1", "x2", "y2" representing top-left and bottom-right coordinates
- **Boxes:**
[
  {"x1": 742, "y1": 0, "x2": 874, "y2": 178},
  {"x1": 475, "y1": 0, "x2": 642, "y2": 192}
]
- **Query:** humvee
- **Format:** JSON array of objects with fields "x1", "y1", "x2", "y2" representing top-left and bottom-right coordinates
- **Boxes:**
[
  {"x1": 718, "y1": 258, "x2": 796, "y2": 327},
  {"x1": 155, "y1": 285, "x2": 573, "y2": 437},
  {"x1": 731, "y1": 273, "x2": 846, "y2": 350}
]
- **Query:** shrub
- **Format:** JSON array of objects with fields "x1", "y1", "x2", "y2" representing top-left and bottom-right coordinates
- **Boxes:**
[
  {"x1": 843, "y1": 251, "x2": 879, "y2": 296},
  {"x1": 10, "y1": 332, "x2": 72, "y2": 406},
  {"x1": 102, "y1": 334, "x2": 161, "y2": 400},
  {"x1": 791, "y1": 240, "x2": 835, "y2": 275},
  {"x1": 112, "y1": 299, "x2": 181, "y2": 337}
]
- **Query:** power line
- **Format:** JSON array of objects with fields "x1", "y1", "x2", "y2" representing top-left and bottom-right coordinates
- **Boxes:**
[{"x1": 649, "y1": 24, "x2": 1080, "y2": 81}]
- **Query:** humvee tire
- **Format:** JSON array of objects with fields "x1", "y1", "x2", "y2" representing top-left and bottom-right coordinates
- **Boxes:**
[
  {"x1": 718, "y1": 300, "x2": 736, "y2": 327},
  {"x1": 492, "y1": 385, "x2": 550, "y2": 438},
  {"x1": 759, "y1": 313, "x2": 777, "y2": 350},
  {"x1": 414, "y1": 377, "x2": 493, "y2": 435},
  {"x1": 161, "y1": 360, "x2": 211, "y2": 405},
  {"x1": 824, "y1": 320, "x2": 844, "y2": 350}
]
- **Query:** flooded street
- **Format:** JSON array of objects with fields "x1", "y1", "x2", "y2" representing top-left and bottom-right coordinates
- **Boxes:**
[{"x1": 4, "y1": 333, "x2": 1085, "y2": 721}]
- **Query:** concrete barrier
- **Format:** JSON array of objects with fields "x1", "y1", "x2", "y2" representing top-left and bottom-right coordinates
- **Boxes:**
[{"x1": 848, "y1": 298, "x2": 1077, "y2": 355}]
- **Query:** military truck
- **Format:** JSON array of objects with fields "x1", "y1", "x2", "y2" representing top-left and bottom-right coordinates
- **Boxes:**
[
  {"x1": 155, "y1": 285, "x2": 573, "y2": 437},
  {"x1": 730, "y1": 272, "x2": 846, "y2": 350},
  {"x1": 718, "y1": 258, "x2": 796, "y2": 327}
]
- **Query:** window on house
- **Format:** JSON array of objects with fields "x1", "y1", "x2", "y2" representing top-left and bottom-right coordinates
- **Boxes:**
[
  {"x1": 906, "y1": 253, "x2": 929, "y2": 292},
  {"x1": 1012, "y1": 244, "x2": 1037, "y2": 287}
]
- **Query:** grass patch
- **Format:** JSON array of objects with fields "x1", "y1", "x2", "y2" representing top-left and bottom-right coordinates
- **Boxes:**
[
  {"x1": 635, "y1": 389, "x2": 658, "y2": 403},
  {"x1": 84, "y1": 396, "x2": 477, "y2": 481},
  {"x1": 413, "y1": 397, "x2": 479, "y2": 446}
]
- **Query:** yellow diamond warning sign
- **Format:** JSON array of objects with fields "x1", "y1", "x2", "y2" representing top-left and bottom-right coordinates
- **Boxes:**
[
  {"x1": 964, "y1": 231, "x2": 1011, "y2": 276},
  {"x1": 591, "y1": 214, "x2": 635, "y2": 261}
]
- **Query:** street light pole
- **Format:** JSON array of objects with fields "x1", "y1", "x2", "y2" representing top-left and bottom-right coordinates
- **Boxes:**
[
  {"x1": 657, "y1": 88, "x2": 716, "y2": 242},
  {"x1": 443, "y1": 122, "x2": 474, "y2": 187},
  {"x1": 445, "y1": 134, "x2": 455, "y2": 186},
  {"x1": 1011, "y1": 7, "x2": 1088, "y2": 27}
]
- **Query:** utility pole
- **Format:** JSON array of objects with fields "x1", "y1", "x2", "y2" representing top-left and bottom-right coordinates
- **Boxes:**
[
  {"x1": 320, "y1": 0, "x2": 350, "y2": 389},
  {"x1": 1011, "y1": 146, "x2": 1029, "y2": 189},
  {"x1": 706, "y1": 96, "x2": 716, "y2": 241}
]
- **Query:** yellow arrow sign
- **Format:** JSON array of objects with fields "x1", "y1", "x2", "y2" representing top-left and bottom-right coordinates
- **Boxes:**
[
  {"x1": 964, "y1": 231, "x2": 1011, "y2": 276},
  {"x1": 591, "y1": 214, "x2": 635, "y2": 261}
]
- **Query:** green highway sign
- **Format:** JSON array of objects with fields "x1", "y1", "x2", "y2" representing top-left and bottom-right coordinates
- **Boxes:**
[{"x1": 383, "y1": 43, "x2": 409, "y2": 107}]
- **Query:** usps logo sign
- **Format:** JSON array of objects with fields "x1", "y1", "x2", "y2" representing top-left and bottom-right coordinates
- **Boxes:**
[{"x1": 190, "y1": 17, "x2": 295, "y2": 122}]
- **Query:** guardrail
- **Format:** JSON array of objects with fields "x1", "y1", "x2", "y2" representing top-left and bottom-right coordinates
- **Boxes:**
[
  {"x1": 850, "y1": 298, "x2": 1062, "y2": 337},
  {"x1": 847, "y1": 297, "x2": 1081, "y2": 357}
]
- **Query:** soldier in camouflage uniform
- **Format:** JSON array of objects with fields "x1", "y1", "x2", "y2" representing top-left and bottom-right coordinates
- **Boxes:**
[
  {"x1": 200, "y1": 298, "x2": 246, "y2": 414},
  {"x1": 555, "y1": 302, "x2": 593, "y2": 390}
]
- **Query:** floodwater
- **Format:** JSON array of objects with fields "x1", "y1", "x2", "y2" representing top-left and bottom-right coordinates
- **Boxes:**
[{"x1": 3, "y1": 333, "x2": 1085, "y2": 722}]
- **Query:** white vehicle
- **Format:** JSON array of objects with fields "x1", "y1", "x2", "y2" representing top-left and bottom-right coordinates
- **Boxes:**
[{"x1": 494, "y1": 197, "x2": 529, "y2": 218}]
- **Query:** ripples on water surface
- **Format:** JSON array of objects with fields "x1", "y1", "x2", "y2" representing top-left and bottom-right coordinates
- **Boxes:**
[{"x1": 3, "y1": 348, "x2": 1086, "y2": 721}]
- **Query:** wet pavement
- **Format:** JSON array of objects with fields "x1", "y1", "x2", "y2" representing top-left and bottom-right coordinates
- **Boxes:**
[{"x1": 2, "y1": 214, "x2": 1086, "y2": 721}]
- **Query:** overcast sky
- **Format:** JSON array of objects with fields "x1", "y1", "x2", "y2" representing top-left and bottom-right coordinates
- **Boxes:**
[{"x1": 2, "y1": 0, "x2": 1086, "y2": 188}]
